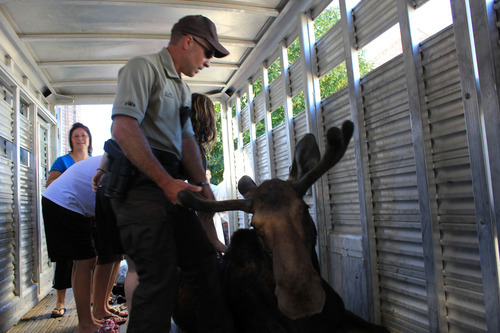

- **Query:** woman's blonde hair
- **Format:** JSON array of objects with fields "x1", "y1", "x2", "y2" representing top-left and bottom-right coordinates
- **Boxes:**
[{"x1": 191, "y1": 93, "x2": 217, "y2": 153}]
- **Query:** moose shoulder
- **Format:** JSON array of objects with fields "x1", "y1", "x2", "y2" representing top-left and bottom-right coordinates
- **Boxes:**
[{"x1": 175, "y1": 121, "x2": 389, "y2": 333}]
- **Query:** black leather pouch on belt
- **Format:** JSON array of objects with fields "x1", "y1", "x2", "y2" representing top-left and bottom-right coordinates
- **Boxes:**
[
  {"x1": 151, "y1": 148, "x2": 180, "y2": 179},
  {"x1": 103, "y1": 139, "x2": 138, "y2": 198},
  {"x1": 103, "y1": 139, "x2": 181, "y2": 198}
]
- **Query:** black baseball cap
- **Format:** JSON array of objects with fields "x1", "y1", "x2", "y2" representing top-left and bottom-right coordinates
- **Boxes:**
[{"x1": 172, "y1": 15, "x2": 229, "y2": 58}]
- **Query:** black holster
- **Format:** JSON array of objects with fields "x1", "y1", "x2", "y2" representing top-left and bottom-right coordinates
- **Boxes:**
[{"x1": 103, "y1": 139, "x2": 137, "y2": 198}]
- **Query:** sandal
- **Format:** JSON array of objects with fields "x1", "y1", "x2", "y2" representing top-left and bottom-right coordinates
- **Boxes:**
[
  {"x1": 96, "y1": 318, "x2": 119, "y2": 333},
  {"x1": 109, "y1": 307, "x2": 128, "y2": 317},
  {"x1": 101, "y1": 315, "x2": 127, "y2": 326},
  {"x1": 50, "y1": 307, "x2": 66, "y2": 318}
]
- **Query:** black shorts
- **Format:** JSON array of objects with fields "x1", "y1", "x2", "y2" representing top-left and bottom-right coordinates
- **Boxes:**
[
  {"x1": 53, "y1": 260, "x2": 72, "y2": 290},
  {"x1": 96, "y1": 254, "x2": 123, "y2": 265},
  {"x1": 42, "y1": 197, "x2": 97, "y2": 261}
]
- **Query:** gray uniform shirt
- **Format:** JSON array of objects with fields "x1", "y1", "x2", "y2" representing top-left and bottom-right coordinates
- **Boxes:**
[{"x1": 112, "y1": 47, "x2": 194, "y2": 159}]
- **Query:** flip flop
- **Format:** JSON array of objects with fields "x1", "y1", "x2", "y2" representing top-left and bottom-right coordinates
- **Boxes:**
[
  {"x1": 109, "y1": 307, "x2": 128, "y2": 317},
  {"x1": 101, "y1": 315, "x2": 127, "y2": 326},
  {"x1": 95, "y1": 318, "x2": 119, "y2": 333},
  {"x1": 50, "y1": 307, "x2": 66, "y2": 318}
]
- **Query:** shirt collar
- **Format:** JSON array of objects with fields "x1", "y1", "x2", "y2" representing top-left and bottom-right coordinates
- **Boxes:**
[{"x1": 159, "y1": 47, "x2": 181, "y2": 79}]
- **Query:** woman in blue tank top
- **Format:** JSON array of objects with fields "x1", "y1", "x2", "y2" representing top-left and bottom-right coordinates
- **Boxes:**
[{"x1": 46, "y1": 122, "x2": 92, "y2": 318}]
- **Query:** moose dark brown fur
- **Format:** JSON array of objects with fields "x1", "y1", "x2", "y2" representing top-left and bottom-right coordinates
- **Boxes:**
[{"x1": 174, "y1": 120, "x2": 389, "y2": 333}]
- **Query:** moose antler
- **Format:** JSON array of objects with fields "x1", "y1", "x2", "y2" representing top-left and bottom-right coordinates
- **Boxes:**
[
  {"x1": 237, "y1": 175, "x2": 257, "y2": 197},
  {"x1": 177, "y1": 190, "x2": 253, "y2": 213},
  {"x1": 289, "y1": 134, "x2": 321, "y2": 181},
  {"x1": 177, "y1": 121, "x2": 353, "y2": 211},
  {"x1": 292, "y1": 120, "x2": 354, "y2": 197}
]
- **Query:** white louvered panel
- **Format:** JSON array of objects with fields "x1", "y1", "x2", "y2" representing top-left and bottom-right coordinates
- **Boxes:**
[
  {"x1": 38, "y1": 122, "x2": 49, "y2": 189},
  {"x1": 322, "y1": 86, "x2": 366, "y2": 316},
  {"x1": 361, "y1": 56, "x2": 407, "y2": 105},
  {"x1": 352, "y1": 0, "x2": 398, "y2": 50},
  {"x1": 271, "y1": 123, "x2": 289, "y2": 181},
  {"x1": 0, "y1": 156, "x2": 15, "y2": 306},
  {"x1": 269, "y1": 75, "x2": 285, "y2": 112},
  {"x1": 37, "y1": 120, "x2": 51, "y2": 282},
  {"x1": 233, "y1": 147, "x2": 250, "y2": 229},
  {"x1": 0, "y1": 100, "x2": 13, "y2": 142},
  {"x1": 289, "y1": 59, "x2": 305, "y2": 97},
  {"x1": 18, "y1": 114, "x2": 32, "y2": 152},
  {"x1": 253, "y1": 93, "x2": 265, "y2": 124},
  {"x1": 19, "y1": 163, "x2": 34, "y2": 290},
  {"x1": 241, "y1": 143, "x2": 254, "y2": 229},
  {"x1": 292, "y1": 110, "x2": 307, "y2": 144},
  {"x1": 362, "y1": 55, "x2": 430, "y2": 332},
  {"x1": 316, "y1": 22, "x2": 344, "y2": 77},
  {"x1": 242, "y1": 144, "x2": 253, "y2": 183},
  {"x1": 231, "y1": 116, "x2": 238, "y2": 140},
  {"x1": 321, "y1": 87, "x2": 361, "y2": 235},
  {"x1": 233, "y1": 145, "x2": 253, "y2": 186},
  {"x1": 235, "y1": 211, "x2": 247, "y2": 230},
  {"x1": 240, "y1": 104, "x2": 250, "y2": 133},
  {"x1": 232, "y1": 149, "x2": 244, "y2": 195},
  {"x1": 421, "y1": 27, "x2": 487, "y2": 332},
  {"x1": 255, "y1": 134, "x2": 270, "y2": 184},
  {"x1": 322, "y1": 86, "x2": 350, "y2": 129}
]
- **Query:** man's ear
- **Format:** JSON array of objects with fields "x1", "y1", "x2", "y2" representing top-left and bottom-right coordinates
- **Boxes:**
[{"x1": 181, "y1": 34, "x2": 193, "y2": 51}]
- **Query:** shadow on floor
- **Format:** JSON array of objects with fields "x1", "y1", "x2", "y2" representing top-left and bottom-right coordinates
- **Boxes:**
[{"x1": 7, "y1": 289, "x2": 127, "y2": 333}]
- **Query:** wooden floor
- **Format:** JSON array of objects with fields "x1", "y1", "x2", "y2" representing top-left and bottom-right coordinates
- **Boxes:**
[{"x1": 7, "y1": 289, "x2": 127, "y2": 333}]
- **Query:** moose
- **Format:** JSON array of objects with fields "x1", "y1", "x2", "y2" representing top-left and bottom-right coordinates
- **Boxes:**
[{"x1": 174, "y1": 120, "x2": 389, "y2": 333}]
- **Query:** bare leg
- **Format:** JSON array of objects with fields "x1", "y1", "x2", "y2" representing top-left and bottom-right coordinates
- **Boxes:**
[
  {"x1": 106, "y1": 261, "x2": 121, "y2": 311},
  {"x1": 92, "y1": 261, "x2": 115, "y2": 319},
  {"x1": 72, "y1": 257, "x2": 102, "y2": 333},
  {"x1": 55, "y1": 289, "x2": 66, "y2": 309}
]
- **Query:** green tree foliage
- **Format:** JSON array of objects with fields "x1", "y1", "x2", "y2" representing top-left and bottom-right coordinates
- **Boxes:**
[
  {"x1": 314, "y1": 5, "x2": 341, "y2": 39},
  {"x1": 292, "y1": 91, "x2": 305, "y2": 116},
  {"x1": 207, "y1": 6, "x2": 374, "y2": 184},
  {"x1": 288, "y1": 38, "x2": 300, "y2": 66},
  {"x1": 272, "y1": 106, "x2": 285, "y2": 128},
  {"x1": 253, "y1": 77, "x2": 262, "y2": 97},
  {"x1": 268, "y1": 58, "x2": 281, "y2": 84}
]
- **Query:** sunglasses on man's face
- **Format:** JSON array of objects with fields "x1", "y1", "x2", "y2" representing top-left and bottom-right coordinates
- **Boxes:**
[{"x1": 192, "y1": 36, "x2": 214, "y2": 59}]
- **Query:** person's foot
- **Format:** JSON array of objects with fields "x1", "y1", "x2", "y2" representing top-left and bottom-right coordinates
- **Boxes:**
[
  {"x1": 77, "y1": 321, "x2": 105, "y2": 333},
  {"x1": 78, "y1": 318, "x2": 118, "y2": 333},
  {"x1": 108, "y1": 306, "x2": 128, "y2": 317},
  {"x1": 50, "y1": 307, "x2": 66, "y2": 318},
  {"x1": 95, "y1": 318, "x2": 119, "y2": 332},
  {"x1": 94, "y1": 312, "x2": 127, "y2": 326},
  {"x1": 101, "y1": 315, "x2": 127, "y2": 325}
]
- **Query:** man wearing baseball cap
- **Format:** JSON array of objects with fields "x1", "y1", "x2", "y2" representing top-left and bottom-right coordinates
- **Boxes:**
[
  {"x1": 105, "y1": 15, "x2": 232, "y2": 332},
  {"x1": 172, "y1": 15, "x2": 229, "y2": 59}
]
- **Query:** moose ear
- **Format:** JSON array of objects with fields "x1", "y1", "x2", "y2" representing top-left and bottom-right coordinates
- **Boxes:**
[
  {"x1": 289, "y1": 133, "x2": 321, "y2": 181},
  {"x1": 238, "y1": 175, "x2": 257, "y2": 197}
]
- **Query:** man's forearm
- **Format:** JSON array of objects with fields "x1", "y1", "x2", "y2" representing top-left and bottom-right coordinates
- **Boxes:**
[
  {"x1": 112, "y1": 115, "x2": 203, "y2": 204},
  {"x1": 112, "y1": 115, "x2": 174, "y2": 189}
]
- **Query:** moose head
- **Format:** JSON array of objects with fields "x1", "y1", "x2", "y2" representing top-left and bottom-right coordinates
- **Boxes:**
[{"x1": 178, "y1": 120, "x2": 354, "y2": 320}]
